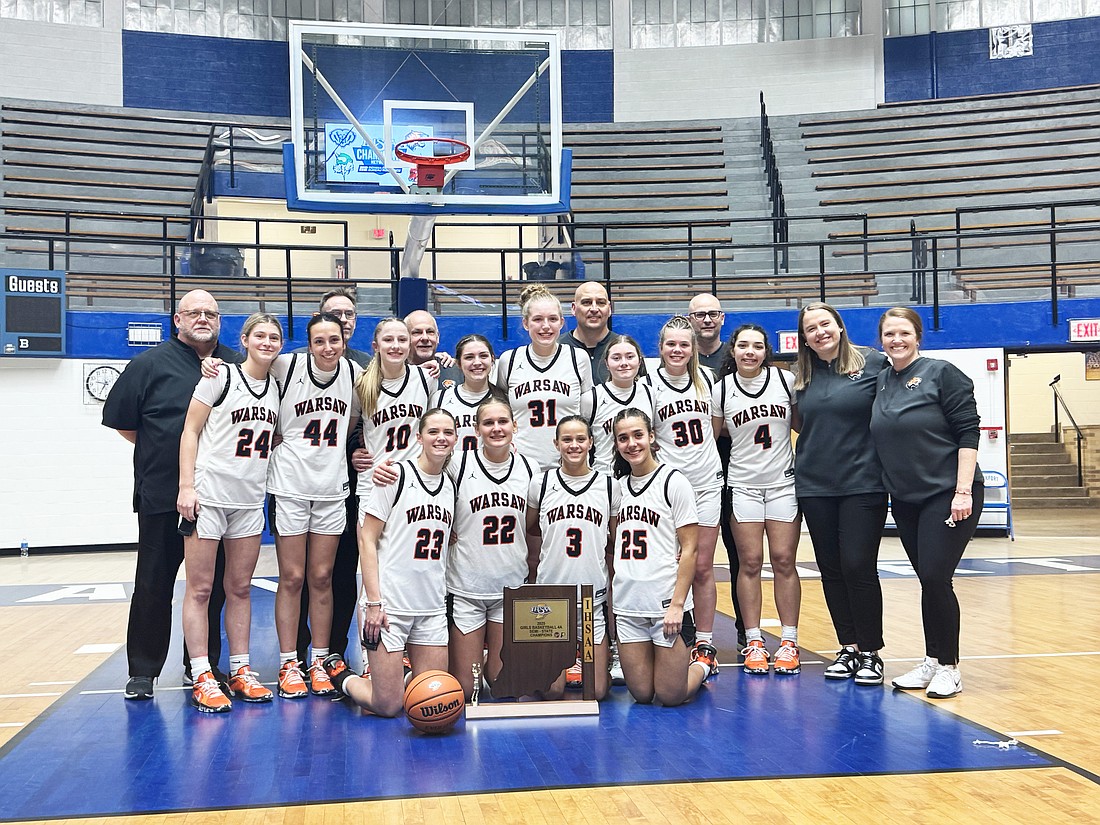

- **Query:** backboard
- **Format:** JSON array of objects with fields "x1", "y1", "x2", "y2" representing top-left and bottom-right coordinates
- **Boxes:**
[{"x1": 286, "y1": 22, "x2": 568, "y2": 215}]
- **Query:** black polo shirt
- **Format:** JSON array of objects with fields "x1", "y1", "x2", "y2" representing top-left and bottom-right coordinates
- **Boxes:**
[
  {"x1": 102, "y1": 336, "x2": 240, "y2": 516},
  {"x1": 560, "y1": 328, "x2": 612, "y2": 384}
]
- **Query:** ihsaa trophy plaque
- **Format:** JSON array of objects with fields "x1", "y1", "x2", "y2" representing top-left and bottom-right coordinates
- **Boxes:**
[{"x1": 465, "y1": 584, "x2": 598, "y2": 719}]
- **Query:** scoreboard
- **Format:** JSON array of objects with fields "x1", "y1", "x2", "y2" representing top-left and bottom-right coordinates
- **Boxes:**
[{"x1": 1, "y1": 269, "x2": 66, "y2": 356}]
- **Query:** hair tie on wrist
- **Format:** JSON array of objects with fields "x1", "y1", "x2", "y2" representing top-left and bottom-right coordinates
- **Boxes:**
[{"x1": 954, "y1": 490, "x2": 972, "y2": 496}]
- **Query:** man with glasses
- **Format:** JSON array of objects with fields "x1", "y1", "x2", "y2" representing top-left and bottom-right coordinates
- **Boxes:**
[
  {"x1": 687, "y1": 293, "x2": 747, "y2": 651},
  {"x1": 103, "y1": 290, "x2": 240, "y2": 700}
]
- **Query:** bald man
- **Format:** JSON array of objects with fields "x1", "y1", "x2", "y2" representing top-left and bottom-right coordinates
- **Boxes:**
[
  {"x1": 103, "y1": 290, "x2": 241, "y2": 699},
  {"x1": 404, "y1": 309, "x2": 460, "y2": 386},
  {"x1": 560, "y1": 280, "x2": 613, "y2": 384},
  {"x1": 686, "y1": 292, "x2": 746, "y2": 650}
]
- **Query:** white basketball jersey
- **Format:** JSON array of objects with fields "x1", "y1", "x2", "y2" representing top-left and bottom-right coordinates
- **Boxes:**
[
  {"x1": 433, "y1": 383, "x2": 493, "y2": 454},
  {"x1": 583, "y1": 381, "x2": 656, "y2": 475},
  {"x1": 363, "y1": 461, "x2": 455, "y2": 616},
  {"x1": 499, "y1": 345, "x2": 592, "y2": 471},
  {"x1": 446, "y1": 449, "x2": 536, "y2": 599},
  {"x1": 358, "y1": 365, "x2": 437, "y2": 486},
  {"x1": 652, "y1": 368, "x2": 723, "y2": 491},
  {"x1": 192, "y1": 364, "x2": 280, "y2": 508},
  {"x1": 529, "y1": 468, "x2": 620, "y2": 605},
  {"x1": 268, "y1": 354, "x2": 359, "y2": 501},
  {"x1": 712, "y1": 367, "x2": 795, "y2": 489},
  {"x1": 613, "y1": 465, "x2": 697, "y2": 618}
]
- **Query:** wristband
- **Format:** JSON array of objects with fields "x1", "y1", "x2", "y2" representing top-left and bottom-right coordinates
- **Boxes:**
[
  {"x1": 953, "y1": 490, "x2": 972, "y2": 496},
  {"x1": 364, "y1": 599, "x2": 384, "y2": 608}
]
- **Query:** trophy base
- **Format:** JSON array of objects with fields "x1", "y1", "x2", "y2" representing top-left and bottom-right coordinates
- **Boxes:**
[{"x1": 465, "y1": 700, "x2": 600, "y2": 720}]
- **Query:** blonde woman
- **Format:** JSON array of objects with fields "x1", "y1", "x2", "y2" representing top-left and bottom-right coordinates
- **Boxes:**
[
  {"x1": 651, "y1": 316, "x2": 723, "y2": 666},
  {"x1": 497, "y1": 284, "x2": 593, "y2": 471}
]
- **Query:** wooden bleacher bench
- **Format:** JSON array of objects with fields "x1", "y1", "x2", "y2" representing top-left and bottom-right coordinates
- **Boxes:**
[
  {"x1": 428, "y1": 272, "x2": 878, "y2": 313},
  {"x1": 64, "y1": 272, "x2": 354, "y2": 312},
  {"x1": 953, "y1": 262, "x2": 1100, "y2": 300}
]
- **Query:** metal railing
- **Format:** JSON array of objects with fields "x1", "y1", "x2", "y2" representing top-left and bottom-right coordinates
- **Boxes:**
[
  {"x1": 760, "y1": 92, "x2": 789, "y2": 272},
  {"x1": 1050, "y1": 374, "x2": 1085, "y2": 488}
]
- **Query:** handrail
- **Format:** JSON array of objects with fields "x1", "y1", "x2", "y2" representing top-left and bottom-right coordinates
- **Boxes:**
[
  {"x1": 909, "y1": 219, "x2": 929, "y2": 302},
  {"x1": 1049, "y1": 374, "x2": 1085, "y2": 488},
  {"x1": 954, "y1": 195, "x2": 1100, "y2": 267},
  {"x1": 760, "y1": 91, "x2": 789, "y2": 273},
  {"x1": 189, "y1": 125, "x2": 217, "y2": 242}
]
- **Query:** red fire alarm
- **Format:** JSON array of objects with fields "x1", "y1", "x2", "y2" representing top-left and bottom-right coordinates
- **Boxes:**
[{"x1": 986, "y1": 358, "x2": 999, "y2": 371}]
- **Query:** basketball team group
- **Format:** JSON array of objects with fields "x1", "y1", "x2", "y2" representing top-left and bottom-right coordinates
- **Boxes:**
[{"x1": 102, "y1": 279, "x2": 984, "y2": 717}]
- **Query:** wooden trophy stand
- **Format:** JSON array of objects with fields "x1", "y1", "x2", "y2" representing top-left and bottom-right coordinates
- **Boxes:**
[{"x1": 465, "y1": 584, "x2": 599, "y2": 719}]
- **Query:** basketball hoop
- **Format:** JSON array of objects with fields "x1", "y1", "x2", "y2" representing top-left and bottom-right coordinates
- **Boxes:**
[{"x1": 394, "y1": 137, "x2": 471, "y2": 191}]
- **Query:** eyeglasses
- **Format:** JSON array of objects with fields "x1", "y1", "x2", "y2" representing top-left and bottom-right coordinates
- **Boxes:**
[
  {"x1": 326, "y1": 309, "x2": 357, "y2": 319},
  {"x1": 179, "y1": 309, "x2": 220, "y2": 320},
  {"x1": 689, "y1": 310, "x2": 723, "y2": 321}
]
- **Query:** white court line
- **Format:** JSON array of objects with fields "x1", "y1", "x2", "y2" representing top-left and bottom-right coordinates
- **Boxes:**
[
  {"x1": 0, "y1": 692, "x2": 63, "y2": 699},
  {"x1": 29, "y1": 680, "x2": 77, "y2": 686},
  {"x1": 251, "y1": 578, "x2": 279, "y2": 593},
  {"x1": 0, "y1": 722, "x2": 26, "y2": 728},
  {"x1": 1005, "y1": 730, "x2": 1063, "y2": 737},
  {"x1": 75, "y1": 643, "x2": 123, "y2": 655}
]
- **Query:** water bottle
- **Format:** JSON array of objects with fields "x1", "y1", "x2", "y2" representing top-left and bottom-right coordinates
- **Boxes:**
[{"x1": 20, "y1": 540, "x2": 29, "y2": 559}]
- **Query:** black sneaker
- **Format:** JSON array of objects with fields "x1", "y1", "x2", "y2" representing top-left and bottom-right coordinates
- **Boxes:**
[
  {"x1": 322, "y1": 653, "x2": 352, "y2": 695},
  {"x1": 124, "y1": 676, "x2": 154, "y2": 700},
  {"x1": 854, "y1": 651, "x2": 884, "y2": 686},
  {"x1": 824, "y1": 647, "x2": 860, "y2": 680}
]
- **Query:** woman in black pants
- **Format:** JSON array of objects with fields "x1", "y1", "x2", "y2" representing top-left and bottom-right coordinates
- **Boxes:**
[
  {"x1": 794, "y1": 303, "x2": 889, "y2": 686},
  {"x1": 870, "y1": 306, "x2": 983, "y2": 699}
]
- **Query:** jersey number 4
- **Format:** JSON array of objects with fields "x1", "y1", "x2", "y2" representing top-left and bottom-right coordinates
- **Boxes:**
[
  {"x1": 483, "y1": 515, "x2": 517, "y2": 545},
  {"x1": 413, "y1": 528, "x2": 445, "y2": 560},
  {"x1": 303, "y1": 419, "x2": 339, "y2": 447},
  {"x1": 619, "y1": 528, "x2": 648, "y2": 560},
  {"x1": 754, "y1": 424, "x2": 773, "y2": 450}
]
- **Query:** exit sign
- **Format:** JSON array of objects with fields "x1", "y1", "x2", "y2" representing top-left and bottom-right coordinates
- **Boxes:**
[
  {"x1": 1068, "y1": 319, "x2": 1100, "y2": 342},
  {"x1": 777, "y1": 331, "x2": 799, "y2": 354}
]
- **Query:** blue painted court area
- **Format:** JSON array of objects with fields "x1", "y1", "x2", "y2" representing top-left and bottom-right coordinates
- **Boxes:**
[{"x1": 0, "y1": 591, "x2": 1053, "y2": 821}]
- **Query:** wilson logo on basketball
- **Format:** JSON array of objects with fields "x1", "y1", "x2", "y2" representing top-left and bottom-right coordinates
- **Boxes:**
[
  {"x1": 419, "y1": 698, "x2": 463, "y2": 718},
  {"x1": 530, "y1": 603, "x2": 553, "y2": 616}
]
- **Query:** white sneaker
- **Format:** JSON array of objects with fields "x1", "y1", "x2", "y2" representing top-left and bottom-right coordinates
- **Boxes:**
[
  {"x1": 608, "y1": 644, "x2": 626, "y2": 686},
  {"x1": 926, "y1": 665, "x2": 963, "y2": 699},
  {"x1": 892, "y1": 656, "x2": 938, "y2": 690}
]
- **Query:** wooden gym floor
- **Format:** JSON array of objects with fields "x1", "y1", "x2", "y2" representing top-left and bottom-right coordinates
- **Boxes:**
[{"x1": 0, "y1": 508, "x2": 1098, "y2": 824}]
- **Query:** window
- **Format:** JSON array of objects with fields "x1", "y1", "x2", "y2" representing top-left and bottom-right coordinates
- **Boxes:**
[
  {"x1": 1, "y1": 0, "x2": 102, "y2": 25},
  {"x1": 632, "y1": 0, "x2": 858, "y2": 46}
]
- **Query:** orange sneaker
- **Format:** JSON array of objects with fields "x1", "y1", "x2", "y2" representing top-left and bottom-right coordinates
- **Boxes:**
[
  {"x1": 278, "y1": 660, "x2": 308, "y2": 699},
  {"x1": 565, "y1": 657, "x2": 583, "y2": 690},
  {"x1": 691, "y1": 642, "x2": 719, "y2": 678},
  {"x1": 308, "y1": 660, "x2": 336, "y2": 696},
  {"x1": 774, "y1": 640, "x2": 801, "y2": 675},
  {"x1": 227, "y1": 666, "x2": 273, "y2": 703},
  {"x1": 742, "y1": 640, "x2": 770, "y2": 674},
  {"x1": 191, "y1": 670, "x2": 232, "y2": 713}
]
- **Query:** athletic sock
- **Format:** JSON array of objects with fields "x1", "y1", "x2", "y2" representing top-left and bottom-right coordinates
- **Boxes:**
[
  {"x1": 311, "y1": 647, "x2": 329, "y2": 664},
  {"x1": 190, "y1": 656, "x2": 211, "y2": 678},
  {"x1": 280, "y1": 651, "x2": 297, "y2": 665},
  {"x1": 695, "y1": 631, "x2": 713, "y2": 644},
  {"x1": 746, "y1": 628, "x2": 763, "y2": 643},
  {"x1": 229, "y1": 654, "x2": 249, "y2": 673},
  {"x1": 781, "y1": 626, "x2": 798, "y2": 644}
]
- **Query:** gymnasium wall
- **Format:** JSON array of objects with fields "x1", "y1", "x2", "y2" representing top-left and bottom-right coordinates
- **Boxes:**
[
  {"x1": 884, "y1": 16, "x2": 1100, "y2": 102},
  {"x1": 0, "y1": 15, "x2": 123, "y2": 105},
  {"x1": 614, "y1": 34, "x2": 881, "y2": 120}
]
